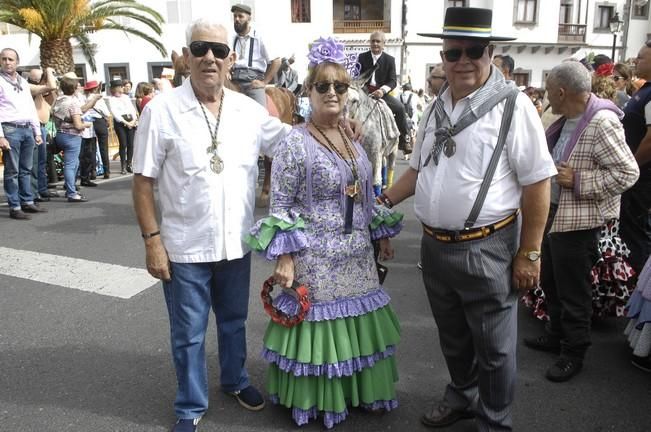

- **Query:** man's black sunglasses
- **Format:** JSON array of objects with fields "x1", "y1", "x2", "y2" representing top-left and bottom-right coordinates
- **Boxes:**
[
  {"x1": 189, "y1": 41, "x2": 230, "y2": 59},
  {"x1": 442, "y1": 45, "x2": 488, "y2": 62},
  {"x1": 313, "y1": 81, "x2": 349, "y2": 94}
]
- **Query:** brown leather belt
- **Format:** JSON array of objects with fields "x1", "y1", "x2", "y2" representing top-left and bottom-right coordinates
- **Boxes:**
[{"x1": 423, "y1": 211, "x2": 519, "y2": 243}]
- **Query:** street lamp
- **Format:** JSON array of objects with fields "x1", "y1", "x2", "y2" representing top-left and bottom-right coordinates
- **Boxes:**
[{"x1": 609, "y1": 12, "x2": 623, "y2": 61}]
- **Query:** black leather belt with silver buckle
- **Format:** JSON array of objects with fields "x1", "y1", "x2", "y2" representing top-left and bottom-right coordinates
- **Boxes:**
[{"x1": 423, "y1": 211, "x2": 519, "y2": 243}]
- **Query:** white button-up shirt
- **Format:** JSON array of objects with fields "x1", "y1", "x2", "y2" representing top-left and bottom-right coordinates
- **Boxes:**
[
  {"x1": 410, "y1": 87, "x2": 556, "y2": 230},
  {"x1": 132, "y1": 79, "x2": 290, "y2": 263}
]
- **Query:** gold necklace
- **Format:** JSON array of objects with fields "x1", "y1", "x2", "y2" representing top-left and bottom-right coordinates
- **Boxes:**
[
  {"x1": 199, "y1": 90, "x2": 225, "y2": 174},
  {"x1": 310, "y1": 122, "x2": 361, "y2": 199}
]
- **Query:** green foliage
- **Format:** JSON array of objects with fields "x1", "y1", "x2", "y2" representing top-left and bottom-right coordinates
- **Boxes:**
[{"x1": 0, "y1": 0, "x2": 167, "y2": 72}]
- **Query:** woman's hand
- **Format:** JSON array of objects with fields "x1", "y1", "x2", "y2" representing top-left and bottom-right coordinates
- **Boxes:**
[
  {"x1": 378, "y1": 238, "x2": 394, "y2": 260},
  {"x1": 274, "y1": 254, "x2": 295, "y2": 288}
]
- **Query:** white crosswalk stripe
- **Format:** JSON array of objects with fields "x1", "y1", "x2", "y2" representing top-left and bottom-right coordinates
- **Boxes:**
[{"x1": 0, "y1": 247, "x2": 158, "y2": 298}]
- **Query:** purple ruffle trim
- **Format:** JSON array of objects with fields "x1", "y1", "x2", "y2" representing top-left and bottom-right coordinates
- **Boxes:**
[
  {"x1": 264, "y1": 230, "x2": 309, "y2": 260},
  {"x1": 370, "y1": 221, "x2": 403, "y2": 240},
  {"x1": 269, "y1": 395, "x2": 398, "y2": 429},
  {"x1": 261, "y1": 345, "x2": 396, "y2": 378},
  {"x1": 273, "y1": 288, "x2": 391, "y2": 321}
]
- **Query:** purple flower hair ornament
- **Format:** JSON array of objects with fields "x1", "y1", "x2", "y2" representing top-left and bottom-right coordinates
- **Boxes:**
[
  {"x1": 308, "y1": 37, "x2": 361, "y2": 79},
  {"x1": 308, "y1": 37, "x2": 347, "y2": 68}
]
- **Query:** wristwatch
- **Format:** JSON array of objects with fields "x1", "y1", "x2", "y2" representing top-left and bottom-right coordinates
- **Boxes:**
[{"x1": 521, "y1": 250, "x2": 541, "y2": 262}]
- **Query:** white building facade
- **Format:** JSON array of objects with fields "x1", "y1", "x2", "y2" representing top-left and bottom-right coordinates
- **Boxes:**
[{"x1": 0, "y1": 0, "x2": 649, "y2": 92}]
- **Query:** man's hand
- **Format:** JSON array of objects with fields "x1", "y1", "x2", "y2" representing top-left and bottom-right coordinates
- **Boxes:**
[
  {"x1": 512, "y1": 255, "x2": 541, "y2": 292},
  {"x1": 371, "y1": 89, "x2": 384, "y2": 99},
  {"x1": 0, "y1": 137, "x2": 10, "y2": 150},
  {"x1": 378, "y1": 238, "x2": 394, "y2": 260},
  {"x1": 145, "y1": 237, "x2": 172, "y2": 282},
  {"x1": 273, "y1": 254, "x2": 295, "y2": 288},
  {"x1": 250, "y1": 79, "x2": 266, "y2": 89},
  {"x1": 340, "y1": 118, "x2": 363, "y2": 141},
  {"x1": 556, "y1": 162, "x2": 574, "y2": 188},
  {"x1": 35, "y1": 135, "x2": 43, "y2": 145}
]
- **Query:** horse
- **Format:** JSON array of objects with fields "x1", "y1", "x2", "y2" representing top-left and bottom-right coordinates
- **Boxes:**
[
  {"x1": 346, "y1": 71, "x2": 400, "y2": 194},
  {"x1": 171, "y1": 50, "x2": 296, "y2": 207}
]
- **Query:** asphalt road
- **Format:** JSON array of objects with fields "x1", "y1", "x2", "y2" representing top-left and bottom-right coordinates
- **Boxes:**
[{"x1": 1, "y1": 159, "x2": 650, "y2": 432}]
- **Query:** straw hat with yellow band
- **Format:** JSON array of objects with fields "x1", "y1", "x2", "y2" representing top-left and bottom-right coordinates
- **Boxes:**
[{"x1": 418, "y1": 7, "x2": 516, "y2": 41}]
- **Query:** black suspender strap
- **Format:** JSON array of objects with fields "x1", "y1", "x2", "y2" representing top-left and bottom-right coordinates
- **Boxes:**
[
  {"x1": 464, "y1": 89, "x2": 519, "y2": 229},
  {"x1": 233, "y1": 36, "x2": 255, "y2": 68}
]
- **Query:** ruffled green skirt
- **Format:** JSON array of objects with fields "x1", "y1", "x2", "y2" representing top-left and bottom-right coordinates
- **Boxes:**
[{"x1": 262, "y1": 305, "x2": 401, "y2": 428}]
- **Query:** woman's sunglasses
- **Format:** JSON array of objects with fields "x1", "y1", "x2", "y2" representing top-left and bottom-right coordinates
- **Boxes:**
[
  {"x1": 442, "y1": 45, "x2": 488, "y2": 62},
  {"x1": 613, "y1": 75, "x2": 623, "y2": 82},
  {"x1": 313, "y1": 81, "x2": 349, "y2": 94},
  {"x1": 189, "y1": 41, "x2": 230, "y2": 59}
]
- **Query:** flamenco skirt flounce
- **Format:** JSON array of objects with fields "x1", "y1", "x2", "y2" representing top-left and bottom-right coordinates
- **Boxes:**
[
  {"x1": 262, "y1": 288, "x2": 400, "y2": 429},
  {"x1": 522, "y1": 220, "x2": 635, "y2": 320}
]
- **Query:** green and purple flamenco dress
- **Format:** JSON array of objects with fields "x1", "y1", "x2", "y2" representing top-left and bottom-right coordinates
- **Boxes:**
[{"x1": 246, "y1": 126, "x2": 402, "y2": 428}]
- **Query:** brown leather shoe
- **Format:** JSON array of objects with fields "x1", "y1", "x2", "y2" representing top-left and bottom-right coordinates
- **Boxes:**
[
  {"x1": 21, "y1": 203, "x2": 48, "y2": 213},
  {"x1": 421, "y1": 402, "x2": 474, "y2": 428},
  {"x1": 9, "y1": 209, "x2": 31, "y2": 220}
]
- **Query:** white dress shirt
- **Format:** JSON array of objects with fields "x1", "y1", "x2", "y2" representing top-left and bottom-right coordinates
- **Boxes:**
[
  {"x1": 132, "y1": 79, "x2": 291, "y2": 263},
  {"x1": 107, "y1": 94, "x2": 137, "y2": 125},
  {"x1": 410, "y1": 87, "x2": 556, "y2": 230}
]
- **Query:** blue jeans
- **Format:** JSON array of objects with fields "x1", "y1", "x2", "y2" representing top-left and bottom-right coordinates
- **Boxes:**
[
  {"x1": 2, "y1": 124, "x2": 35, "y2": 208},
  {"x1": 31, "y1": 125, "x2": 48, "y2": 196},
  {"x1": 55, "y1": 132, "x2": 82, "y2": 197},
  {"x1": 163, "y1": 253, "x2": 252, "y2": 419}
]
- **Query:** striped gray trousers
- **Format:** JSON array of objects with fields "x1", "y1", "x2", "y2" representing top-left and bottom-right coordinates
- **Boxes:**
[{"x1": 421, "y1": 222, "x2": 519, "y2": 432}]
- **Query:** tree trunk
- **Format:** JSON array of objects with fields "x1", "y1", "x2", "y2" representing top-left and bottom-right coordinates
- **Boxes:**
[{"x1": 40, "y1": 38, "x2": 74, "y2": 74}]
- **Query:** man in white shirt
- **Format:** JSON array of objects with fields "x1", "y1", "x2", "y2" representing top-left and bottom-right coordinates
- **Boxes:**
[
  {"x1": 132, "y1": 18, "x2": 290, "y2": 432},
  {"x1": 0, "y1": 48, "x2": 45, "y2": 220},
  {"x1": 230, "y1": 3, "x2": 280, "y2": 108},
  {"x1": 377, "y1": 8, "x2": 556, "y2": 431}
]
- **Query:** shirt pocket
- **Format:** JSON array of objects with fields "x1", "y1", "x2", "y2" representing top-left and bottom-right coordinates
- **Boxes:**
[
  {"x1": 172, "y1": 135, "x2": 209, "y2": 175},
  {"x1": 458, "y1": 126, "x2": 500, "y2": 179}
]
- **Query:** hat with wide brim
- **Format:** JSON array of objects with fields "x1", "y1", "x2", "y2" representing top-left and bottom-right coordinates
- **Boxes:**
[
  {"x1": 62, "y1": 71, "x2": 82, "y2": 80},
  {"x1": 418, "y1": 7, "x2": 516, "y2": 41},
  {"x1": 83, "y1": 80, "x2": 100, "y2": 90}
]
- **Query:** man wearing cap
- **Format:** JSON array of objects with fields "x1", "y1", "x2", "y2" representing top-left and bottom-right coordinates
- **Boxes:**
[
  {"x1": 230, "y1": 3, "x2": 280, "y2": 108},
  {"x1": 27, "y1": 67, "x2": 57, "y2": 201},
  {"x1": 378, "y1": 8, "x2": 556, "y2": 431},
  {"x1": 0, "y1": 47, "x2": 47, "y2": 220},
  {"x1": 358, "y1": 31, "x2": 411, "y2": 154},
  {"x1": 275, "y1": 55, "x2": 299, "y2": 93}
]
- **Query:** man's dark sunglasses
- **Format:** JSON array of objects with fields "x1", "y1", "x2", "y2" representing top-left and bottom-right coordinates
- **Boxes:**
[
  {"x1": 313, "y1": 81, "x2": 349, "y2": 94},
  {"x1": 189, "y1": 41, "x2": 230, "y2": 59},
  {"x1": 442, "y1": 45, "x2": 488, "y2": 62}
]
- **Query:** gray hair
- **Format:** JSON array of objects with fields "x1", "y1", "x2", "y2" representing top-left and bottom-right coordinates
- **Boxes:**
[
  {"x1": 185, "y1": 18, "x2": 230, "y2": 46},
  {"x1": 547, "y1": 61, "x2": 591, "y2": 93}
]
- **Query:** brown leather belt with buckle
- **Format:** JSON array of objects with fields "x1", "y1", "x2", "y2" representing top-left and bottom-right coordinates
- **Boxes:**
[{"x1": 423, "y1": 211, "x2": 519, "y2": 243}]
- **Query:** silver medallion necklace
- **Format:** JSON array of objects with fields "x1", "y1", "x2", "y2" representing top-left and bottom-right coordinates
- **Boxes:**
[{"x1": 199, "y1": 90, "x2": 225, "y2": 174}]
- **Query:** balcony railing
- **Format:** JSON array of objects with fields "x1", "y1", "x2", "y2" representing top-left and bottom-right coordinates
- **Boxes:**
[
  {"x1": 558, "y1": 23, "x2": 586, "y2": 43},
  {"x1": 333, "y1": 20, "x2": 390, "y2": 33}
]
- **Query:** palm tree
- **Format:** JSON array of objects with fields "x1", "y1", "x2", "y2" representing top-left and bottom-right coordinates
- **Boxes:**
[{"x1": 0, "y1": 0, "x2": 167, "y2": 73}]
